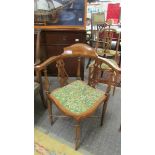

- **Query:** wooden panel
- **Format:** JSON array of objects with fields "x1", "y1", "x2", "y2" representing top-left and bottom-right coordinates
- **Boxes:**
[
  {"x1": 34, "y1": 29, "x2": 86, "y2": 79},
  {"x1": 44, "y1": 31, "x2": 84, "y2": 45}
]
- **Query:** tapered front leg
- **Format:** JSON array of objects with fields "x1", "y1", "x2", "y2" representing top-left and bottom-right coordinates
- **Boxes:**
[
  {"x1": 100, "y1": 95, "x2": 109, "y2": 126},
  {"x1": 75, "y1": 121, "x2": 80, "y2": 150},
  {"x1": 112, "y1": 72, "x2": 117, "y2": 96}
]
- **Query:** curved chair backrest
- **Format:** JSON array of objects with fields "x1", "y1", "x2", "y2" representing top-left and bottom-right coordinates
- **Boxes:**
[
  {"x1": 95, "y1": 27, "x2": 121, "y2": 63},
  {"x1": 96, "y1": 28, "x2": 117, "y2": 50}
]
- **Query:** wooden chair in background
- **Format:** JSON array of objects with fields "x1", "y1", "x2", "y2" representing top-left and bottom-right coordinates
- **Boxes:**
[
  {"x1": 89, "y1": 26, "x2": 121, "y2": 95},
  {"x1": 35, "y1": 43, "x2": 121, "y2": 150},
  {"x1": 86, "y1": 12, "x2": 106, "y2": 68},
  {"x1": 34, "y1": 29, "x2": 47, "y2": 108},
  {"x1": 90, "y1": 12, "x2": 106, "y2": 46}
]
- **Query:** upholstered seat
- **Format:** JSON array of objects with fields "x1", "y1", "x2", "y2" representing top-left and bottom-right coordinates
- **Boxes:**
[
  {"x1": 50, "y1": 80, "x2": 106, "y2": 116},
  {"x1": 96, "y1": 48, "x2": 118, "y2": 57},
  {"x1": 90, "y1": 59, "x2": 118, "y2": 70}
]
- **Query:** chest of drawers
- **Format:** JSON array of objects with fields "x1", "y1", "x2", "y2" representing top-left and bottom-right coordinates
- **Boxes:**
[{"x1": 35, "y1": 29, "x2": 86, "y2": 79}]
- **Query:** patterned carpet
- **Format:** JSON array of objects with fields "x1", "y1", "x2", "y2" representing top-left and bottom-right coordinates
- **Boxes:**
[{"x1": 34, "y1": 128, "x2": 83, "y2": 155}]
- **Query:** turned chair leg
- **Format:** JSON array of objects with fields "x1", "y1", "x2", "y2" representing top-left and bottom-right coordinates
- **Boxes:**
[
  {"x1": 100, "y1": 96, "x2": 109, "y2": 126},
  {"x1": 39, "y1": 88, "x2": 47, "y2": 108},
  {"x1": 47, "y1": 99, "x2": 53, "y2": 125},
  {"x1": 112, "y1": 72, "x2": 119, "y2": 96},
  {"x1": 75, "y1": 121, "x2": 80, "y2": 150}
]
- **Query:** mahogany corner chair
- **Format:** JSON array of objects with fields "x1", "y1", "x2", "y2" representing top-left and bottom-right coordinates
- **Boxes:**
[
  {"x1": 35, "y1": 43, "x2": 121, "y2": 150},
  {"x1": 89, "y1": 26, "x2": 121, "y2": 96}
]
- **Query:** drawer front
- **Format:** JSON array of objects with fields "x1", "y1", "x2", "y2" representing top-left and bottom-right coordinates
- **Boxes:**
[
  {"x1": 35, "y1": 30, "x2": 86, "y2": 79},
  {"x1": 44, "y1": 31, "x2": 84, "y2": 45}
]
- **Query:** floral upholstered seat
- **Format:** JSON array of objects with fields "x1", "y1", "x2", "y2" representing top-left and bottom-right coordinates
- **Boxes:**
[
  {"x1": 50, "y1": 80, "x2": 105, "y2": 115},
  {"x1": 97, "y1": 48, "x2": 117, "y2": 57},
  {"x1": 89, "y1": 59, "x2": 118, "y2": 70}
]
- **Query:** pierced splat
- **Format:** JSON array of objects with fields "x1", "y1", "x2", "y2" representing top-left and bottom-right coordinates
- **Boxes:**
[
  {"x1": 102, "y1": 30, "x2": 113, "y2": 51},
  {"x1": 56, "y1": 59, "x2": 68, "y2": 87},
  {"x1": 76, "y1": 57, "x2": 81, "y2": 80},
  {"x1": 88, "y1": 59, "x2": 115, "y2": 94},
  {"x1": 88, "y1": 59, "x2": 103, "y2": 88}
]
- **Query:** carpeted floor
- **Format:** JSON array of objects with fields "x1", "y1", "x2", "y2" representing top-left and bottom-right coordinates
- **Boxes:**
[
  {"x1": 34, "y1": 128, "x2": 85, "y2": 155},
  {"x1": 34, "y1": 62, "x2": 121, "y2": 155}
]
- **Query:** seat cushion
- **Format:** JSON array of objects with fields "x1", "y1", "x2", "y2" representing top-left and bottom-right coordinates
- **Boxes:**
[
  {"x1": 97, "y1": 48, "x2": 117, "y2": 57},
  {"x1": 50, "y1": 80, "x2": 105, "y2": 114},
  {"x1": 101, "y1": 59, "x2": 118, "y2": 69},
  {"x1": 89, "y1": 59, "x2": 118, "y2": 70}
]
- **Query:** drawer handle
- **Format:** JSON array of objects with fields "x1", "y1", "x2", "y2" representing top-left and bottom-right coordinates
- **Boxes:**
[{"x1": 75, "y1": 39, "x2": 79, "y2": 42}]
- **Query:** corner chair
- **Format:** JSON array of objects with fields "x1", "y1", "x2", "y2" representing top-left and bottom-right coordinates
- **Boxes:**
[
  {"x1": 89, "y1": 27, "x2": 121, "y2": 95},
  {"x1": 35, "y1": 43, "x2": 121, "y2": 150}
]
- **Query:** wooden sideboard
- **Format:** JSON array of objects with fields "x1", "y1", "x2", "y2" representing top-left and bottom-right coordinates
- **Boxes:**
[{"x1": 34, "y1": 29, "x2": 86, "y2": 79}]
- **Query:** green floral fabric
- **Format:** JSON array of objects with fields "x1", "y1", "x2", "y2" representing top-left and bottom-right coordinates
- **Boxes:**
[
  {"x1": 97, "y1": 48, "x2": 116, "y2": 56},
  {"x1": 89, "y1": 59, "x2": 118, "y2": 70},
  {"x1": 101, "y1": 59, "x2": 118, "y2": 69},
  {"x1": 51, "y1": 80, "x2": 104, "y2": 114}
]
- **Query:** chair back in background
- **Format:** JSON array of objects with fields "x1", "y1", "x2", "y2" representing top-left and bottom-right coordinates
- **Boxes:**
[
  {"x1": 90, "y1": 13, "x2": 105, "y2": 42},
  {"x1": 91, "y1": 12, "x2": 105, "y2": 30}
]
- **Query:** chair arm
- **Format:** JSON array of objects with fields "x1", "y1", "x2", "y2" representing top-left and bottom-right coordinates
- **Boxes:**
[
  {"x1": 35, "y1": 56, "x2": 60, "y2": 72},
  {"x1": 98, "y1": 56, "x2": 121, "y2": 74}
]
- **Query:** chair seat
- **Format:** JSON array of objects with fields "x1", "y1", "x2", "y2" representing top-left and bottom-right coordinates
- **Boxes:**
[
  {"x1": 50, "y1": 80, "x2": 106, "y2": 117},
  {"x1": 89, "y1": 59, "x2": 118, "y2": 70},
  {"x1": 97, "y1": 48, "x2": 117, "y2": 57}
]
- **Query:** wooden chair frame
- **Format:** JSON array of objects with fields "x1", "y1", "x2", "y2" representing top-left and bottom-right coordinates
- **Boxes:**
[
  {"x1": 86, "y1": 22, "x2": 112, "y2": 68},
  {"x1": 35, "y1": 43, "x2": 121, "y2": 150},
  {"x1": 93, "y1": 27, "x2": 121, "y2": 95},
  {"x1": 34, "y1": 29, "x2": 47, "y2": 108}
]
